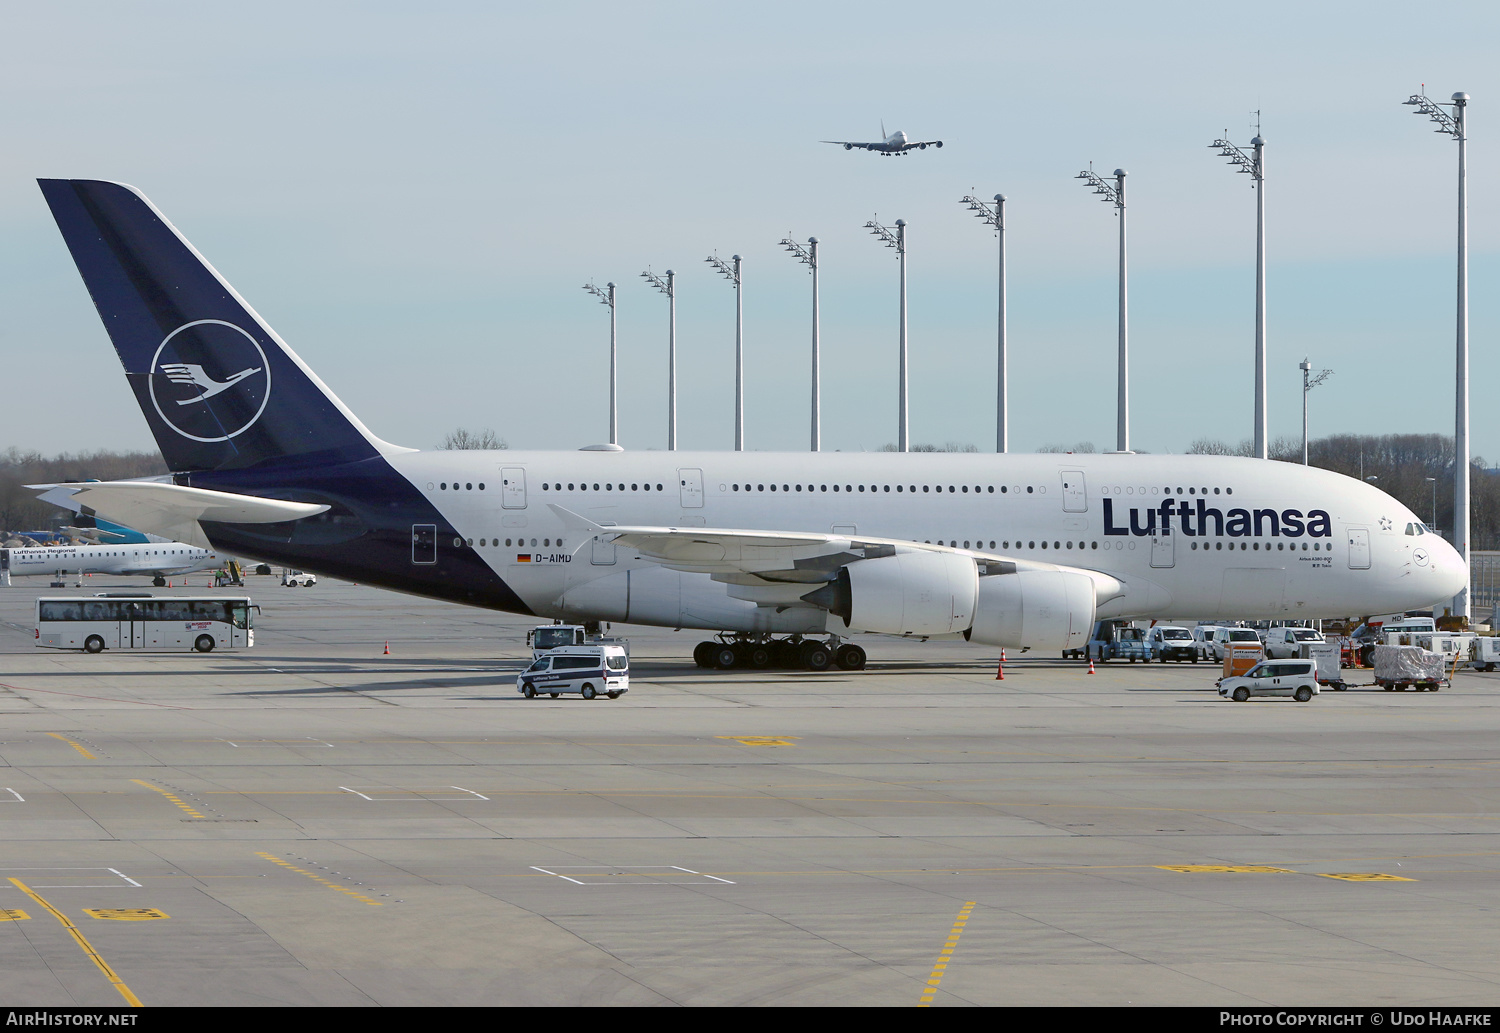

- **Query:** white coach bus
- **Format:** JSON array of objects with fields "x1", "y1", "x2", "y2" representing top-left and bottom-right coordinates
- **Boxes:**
[{"x1": 35, "y1": 594, "x2": 257, "y2": 653}]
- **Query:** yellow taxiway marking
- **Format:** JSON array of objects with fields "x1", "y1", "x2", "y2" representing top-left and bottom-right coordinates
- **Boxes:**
[
  {"x1": 130, "y1": 779, "x2": 205, "y2": 818},
  {"x1": 1317, "y1": 873, "x2": 1416, "y2": 882},
  {"x1": 255, "y1": 852, "x2": 383, "y2": 905},
  {"x1": 7, "y1": 878, "x2": 142, "y2": 1007},
  {"x1": 715, "y1": 736, "x2": 800, "y2": 747},
  {"x1": 1158, "y1": 865, "x2": 1294, "y2": 874},
  {"x1": 46, "y1": 732, "x2": 96, "y2": 759},
  {"x1": 0, "y1": 909, "x2": 30, "y2": 921},
  {"x1": 84, "y1": 908, "x2": 169, "y2": 920},
  {"x1": 919, "y1": 901, "x2": 976, "y2": 1007}
]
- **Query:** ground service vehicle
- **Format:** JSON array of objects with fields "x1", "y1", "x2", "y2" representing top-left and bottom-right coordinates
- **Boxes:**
[
  {"x1": 1146, "y1": 625, "x2": 1196, "y2": 662},
  {"x1": 1217, "y1": 659, "x2": 1319, "y2": 702},
  {"x1": 1087, "y1": 621, "x2": 1149, "y2": 663},
  {"x1": 528, "y1": 623, "x2": 586, "y2": 659},
  {"x1": 31, "y1": 178, "x2": 1468, "y2": 674},
  {"x1": 517, "y1": 645, "x2": 628, "y2": 699},
  {"x1": 36, "y1": 594, "x2": 256, "y2": 652},
  {"x1": 1264, "y1": 626, "x2": 1325, "y2": 659},
  {"x1": 1192, "y1": 626, "x2": 1221, "y2": 660},
  {"x1": 1472, "y1": 636, "x2": 1500, "y2": 672},
  {"x1": 1211, "y1": 627, "x2": 1264, "y2": 662},
  {"x1": 282, "y1": 570, "x2": 316, "y2": 587}
]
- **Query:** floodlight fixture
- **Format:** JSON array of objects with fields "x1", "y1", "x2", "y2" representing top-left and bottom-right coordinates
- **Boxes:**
[
  {"x1": 1075, "y1": 164, "x2": 1130, "y2": 452},
  {"x1": 705, "y1": 253, "x2": 744, "y2": 451},
  {"x1": 961, "y1": 193, "x2": 1008, "y2": 452},
  {"x1": 1210, "y1": 118, "x2": 1268, "y2": 459},
  {"x1": 582, "y1": 280, "x2": 618, "y2": 445},
  {"x1": 780, "y1": 236, "x2": 821, "y2": 451},
  {"x1": 1403, "y1": 86, "x2": 1470, "y2": 615},
  {"x1": 641, "y1": 268, "x2": 677, "y2": 450},
  {"x1": 864, "y1": 217, "x2": 908, "y2": 451}
]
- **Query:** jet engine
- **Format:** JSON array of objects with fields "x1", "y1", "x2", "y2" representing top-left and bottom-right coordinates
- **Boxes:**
[
  {"x1": 966, "y1": 570, "x2": 1096, "y2": 651},
  {"x1": 801, "y1": 550, "x2": 977, "y2": 636}
]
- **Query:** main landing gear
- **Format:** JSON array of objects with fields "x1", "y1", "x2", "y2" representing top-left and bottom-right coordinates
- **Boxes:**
[{"x1": 693, "y1": 635, "x2": 866, "y2": 672}]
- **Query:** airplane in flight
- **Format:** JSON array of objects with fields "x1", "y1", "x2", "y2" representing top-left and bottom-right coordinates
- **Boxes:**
[
  {"x1": 1, "y1": 539, "x2": 220, "y2": 586},
  {"x1": 822, "y1": 125, "x2": 943, "y2": 155},
  {"x1": 32, "y1": 179, "x2": 1465, "y2": 670}
]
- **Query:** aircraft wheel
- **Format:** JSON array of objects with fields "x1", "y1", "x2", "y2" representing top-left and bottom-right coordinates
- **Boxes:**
[
  {"x1": 84, "y1": 636, "x2": 104, "y2": 654},
  {"x1": 693, "y1": 642, "x2": 716, "y2": 667},
  {"x1": 194, "y1": 635, "x2": 215, "y2": 653},
  {"x1": 773, "y1": 640, "x2": 800, "y2": 668},
  {"x1": 712, "y1": 645, "x2": 739, "y2": 670},
  {"x1": 835, "y1": 644, "x2": 866, "y2": 670},
  {"x1": 748, "y1": 646, "x2": 772, "y2": 669},
  {"x1": 581, "y1": 684, "x2": 597, "y2": 700},
  {"x1": 522, "y1": 682, "x2": 536, "y2": 698},
  {"x1": 800, "y1": 641, "x2": 832, "y2": 672},
  {"x1": 153, "y1": 577, "x2": 166, "y2": 587}
]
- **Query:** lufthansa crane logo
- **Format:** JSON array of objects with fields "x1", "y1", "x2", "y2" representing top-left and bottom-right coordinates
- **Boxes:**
[{"x1": 149, "y1": 320, "x2": 271, "y2": 442}]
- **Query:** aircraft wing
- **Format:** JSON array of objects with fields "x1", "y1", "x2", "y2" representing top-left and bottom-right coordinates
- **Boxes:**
[
  {"x1": 31, "y1": 481, "x2": 330, "y2": 549},
  {"x1": 548, "y1": 504, "x2": 1124, "y2": 599},
  {"x1": 821, "y1": 140, "x2": 882, "y2": 150}
]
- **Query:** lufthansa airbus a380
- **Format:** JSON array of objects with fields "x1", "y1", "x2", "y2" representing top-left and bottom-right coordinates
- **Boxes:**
[
  {"x1": 822, "y1": 126, "x2": 943, "y2": 155},
  {"x1": 33, "y1": 179, "x2": 1465, "y2": 669}
]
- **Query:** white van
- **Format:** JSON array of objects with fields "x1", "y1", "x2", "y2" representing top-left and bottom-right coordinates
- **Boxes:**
[
  {"x1": 1211, "y1": 627, "x2": 1263, "y2": 662},
  {"x1": 1265, "y1": 626, "x2": 1325, "y2": 659},
  {"x1": 517, "y1": 645, "x2": 629, "y2": 700}
]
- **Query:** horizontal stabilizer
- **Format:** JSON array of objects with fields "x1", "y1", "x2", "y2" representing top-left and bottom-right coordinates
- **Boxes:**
[{"x1": 32, "y1": 481, "x2": 329, "y2": 549}]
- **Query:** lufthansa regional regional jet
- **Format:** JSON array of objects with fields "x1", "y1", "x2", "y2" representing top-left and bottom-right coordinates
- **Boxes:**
[{"x1": 31, "y1": 179, "x2": 1464, "y2": 671}]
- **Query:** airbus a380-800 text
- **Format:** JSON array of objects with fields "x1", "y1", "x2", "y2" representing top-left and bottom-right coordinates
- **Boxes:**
[{"x1": 32, "y1": 179, "x2": 1465, "y2": 669}]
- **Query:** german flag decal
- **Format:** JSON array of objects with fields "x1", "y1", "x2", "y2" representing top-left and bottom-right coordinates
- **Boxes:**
[{"x1": 516, "y1": 554, "x2": 531, "y2": 563}]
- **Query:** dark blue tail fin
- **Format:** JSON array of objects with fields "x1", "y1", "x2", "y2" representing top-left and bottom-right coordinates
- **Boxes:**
[{"x1": 39, "y1": 179, "x2": 392, "y2": 472}]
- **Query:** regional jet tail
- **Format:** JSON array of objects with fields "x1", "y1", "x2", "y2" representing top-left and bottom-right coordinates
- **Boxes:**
[{"x1": 34, "y1": 178, "x2": 1467, "y2": 657}]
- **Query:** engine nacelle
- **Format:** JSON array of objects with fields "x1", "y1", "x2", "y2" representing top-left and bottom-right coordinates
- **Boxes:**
[
  {"x1": 967, "y1": 570, "x2": 1096, "y2": 651},
  {"x1": 806, "y1": 550, "x2": 978, "y2": 636}
]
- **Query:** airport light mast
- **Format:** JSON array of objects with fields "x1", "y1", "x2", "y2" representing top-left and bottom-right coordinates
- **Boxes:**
[
  {"x1": 865, "y1": 216, "x2": 908, "y2": 452},
  {"x1": 1075, "y1": 165, "x2": 1130, "y2": 453},
  {"x1": 1210, "y1": 125, "x2": 1268, "y2": 460},
  {"x1": 705, "y1": 254, "x2": 744, "y2": 451},
  {"x1": 780, "y1": 236, "x2": 820, "y2": 451},
  {"x1": 1403, "y1": 87, "x2": 1470, "y2": 617},
  {"x1": 1298, "y1": 358, "x2": 1332, "y2": 466},
  {"x1": 640, "y1": 268, "x2": 677, "y2": 450},
  {"x1": 961, "y1": 193, "x2": 1008, "y2": 453},
  {"x1": 581, "y1": 281, "x2": 618, "y2": 446}
]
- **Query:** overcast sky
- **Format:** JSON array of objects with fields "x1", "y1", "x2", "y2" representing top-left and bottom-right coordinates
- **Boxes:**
[{"x1": 2, "y1": 1, "x2": 1497, "y2": 460}]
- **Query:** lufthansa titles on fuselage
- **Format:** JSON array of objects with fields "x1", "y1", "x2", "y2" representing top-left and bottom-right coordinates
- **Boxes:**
[{"x1": 1102, "y1": 498, "x2": 1332, "y2": 538}]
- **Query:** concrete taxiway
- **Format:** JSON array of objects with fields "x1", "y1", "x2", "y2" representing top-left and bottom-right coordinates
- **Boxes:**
[{"x1": 0, "y1": 577, "x2": 1497, "y2": 1006}]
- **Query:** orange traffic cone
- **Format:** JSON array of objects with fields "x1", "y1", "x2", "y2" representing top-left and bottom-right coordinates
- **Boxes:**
[
  {"x1": 383, "y1": 641, "x2": 390, "y2": 655},
  {"x1": 1088, "y1": 658, "x2": 1096, "y2": 674},
  {"x1": 995, "y1": 659, "x2": 1004, "y2": 681},
  {"x1": 1000, "y1": 648, "x2": 1007, "y2": 662}
]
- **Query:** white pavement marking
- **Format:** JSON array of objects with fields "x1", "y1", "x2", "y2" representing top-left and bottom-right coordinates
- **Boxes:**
[{"x1": 530, "y1": 865, "x2": 735, "y2": 885}]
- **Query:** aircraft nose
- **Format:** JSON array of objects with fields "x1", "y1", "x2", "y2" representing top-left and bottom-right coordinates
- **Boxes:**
[{"x1": 1429, "y1": 536, "x2": 1469, "y2": 601}]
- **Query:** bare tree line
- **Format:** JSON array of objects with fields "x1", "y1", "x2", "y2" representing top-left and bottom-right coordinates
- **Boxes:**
[
  {"x1": 1186, "y1": 433, "x2": 1499, "y2": 548},
  {"x1": 0, "y1": 447, "x2": 167, "y2": 533}
]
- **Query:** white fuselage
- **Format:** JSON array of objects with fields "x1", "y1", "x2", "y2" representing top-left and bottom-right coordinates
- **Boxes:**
[
  {"x1": 2, "y1": 542, "x2": 219, "y2": 579},
  {"x1": 386, "y1": 450, "x2": 1464, "y2": 632}
]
